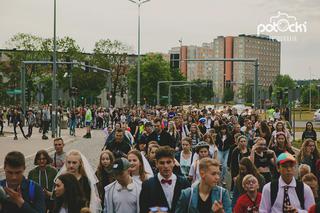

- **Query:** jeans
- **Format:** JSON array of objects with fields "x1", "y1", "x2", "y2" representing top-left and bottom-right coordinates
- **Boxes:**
[
  {"x1": 69, "y1": 119, "x2": 76, "y2": 135},
  {"x1": 218, "y1": 149, "x2": 229, "y2": 182}
]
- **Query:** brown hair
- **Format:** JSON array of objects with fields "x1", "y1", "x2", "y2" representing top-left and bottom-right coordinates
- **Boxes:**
[
  {"x1": 4, "y1": 151, "x2": 25, "y2": 168},
  {"x1": 155, "y1": 146, "x2": 175, "y2": 160},
  {"x1": 97, "y1": 150, "x2": 115, "y2": 171},
  {"x1": 34, "y1": 150, "x2": 53, "y2": 165},
  {"x1": 128, "y1": 150, "x2": 148, "y2": 182}
]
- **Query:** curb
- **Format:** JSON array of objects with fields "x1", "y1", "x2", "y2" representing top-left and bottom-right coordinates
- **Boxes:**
[{"x1": 0, "y1": 136, "x2": 78, "y2": 172}]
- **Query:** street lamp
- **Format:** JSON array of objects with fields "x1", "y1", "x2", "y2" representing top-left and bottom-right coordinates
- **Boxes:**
[
  {"x1": 52, "y1": 0, "x2": 58, "y2": 137},
  {"x1": 128, "y1": 0, "x2": 151, "y2": 106}
]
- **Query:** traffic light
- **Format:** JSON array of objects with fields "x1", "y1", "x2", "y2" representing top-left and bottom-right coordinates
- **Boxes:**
[
  {"x1": 25, "y1": 87, "x2": 29, "y2": 98},
  {"x1": 84, "y1": 61, "x2": 89, "y2": 72},
  {"x1": 69, "y1": 87, "x2": 79, "y2": 97}
]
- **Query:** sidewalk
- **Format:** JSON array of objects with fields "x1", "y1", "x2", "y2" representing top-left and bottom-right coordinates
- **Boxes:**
[{"x1": 0, "y1": 125, "x2": 86, "y2": 169}]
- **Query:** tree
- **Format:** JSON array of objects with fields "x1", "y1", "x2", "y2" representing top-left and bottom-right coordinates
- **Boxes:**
[
  {"x1": 128, "y1": 53, "x2": 171, "y2": 105},
  {"x1": 301, "y1": 84, "x2": 319, "y2": 106},
  {"x1": 190, "y1": 79, "x2": 214, "y2": 106},
  {"x1": 274, "y1": 74, "x2": 296, "y2": 89},
  {"x1": 93, "y1": 39, "x2": 131, "y2": 106},
  {"x1": 223, "y1": 87, "x2": 234, "y2": 103},
  {"x1": 238, "y1": 82, "x2": 253, "y2": 103}
]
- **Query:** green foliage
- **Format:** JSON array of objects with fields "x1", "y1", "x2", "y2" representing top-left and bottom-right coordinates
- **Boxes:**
[
  {"x1": 274, "y1": 74, "x2": 296, "y2": 89},
  {"x1": 1, "y1": 33, "x2": 130, "y2": 107},
  {"x1": 223, "y1": 87, "x2": 234, "y2": 103},
  {"x1": 128, "y1": 53, "x2": 172, "y2": 105},
  {"x1": 238, "y1": 82, "x2": 253, "y2": 103},
  {"x1": 190, "y1": 79, "x2": 214, "y2": 106},
  {"x1": 93, "y1": 39, "x2": 131, "y2": 106},
  {"x1": 301, "y1": 84, "x2": 319, "y2": 106}
]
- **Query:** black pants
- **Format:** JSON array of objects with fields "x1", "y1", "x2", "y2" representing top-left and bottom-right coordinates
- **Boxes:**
[
  {"x1": 28, "y1": 124, "x2": 33, "y2": 137},
  {"x1": 42, "y1": 120, "x2": 49, "y2": 135},
  {"x1": 0, "y1": 121, "x2": 3, "y2": 134},
  {"x1": 13, "y1": 123, "x2": 26, "y2": 137}
]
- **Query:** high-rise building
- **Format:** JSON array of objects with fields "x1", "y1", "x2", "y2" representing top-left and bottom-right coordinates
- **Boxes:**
[
  {"x1": 168, "y1": 43, "x2": 214, "y2": 80},
  {"x1": 168, "y1": 35, "x2": 281, "y2": 103}
]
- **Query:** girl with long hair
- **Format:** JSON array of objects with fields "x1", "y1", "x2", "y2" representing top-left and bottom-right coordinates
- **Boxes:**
[
  {"x1": 254, "y1": 121, "x2": 271, "y2": 147},
  {"x1": 167, "y1": 121, "x2": 180, "y2": 149},
  {"x1": 203, "y1": 133, "x2": 218, "y2": 160},
  {"x1": 56, "y1": 150, "x2": 101, "y2": 212},
  {"x1": 230, "y1": 136, "x2": 251, "y2": 187},
  {"x1": 269, "y1": 121, "x2": 292, "y2": 148},
  {"x1": 187, "y1": 123, "x2": 203, "y2": 146},
  {"x1": 147, "y1": 143, "x2": 160, "y2": 175},
  {"x1": 250, "y1": 137, "x2": 277, "y2": 183},
  {"x1": 175, "y1": 137, "x2": 195, "y2": 178},
  {"x1": 302, "y1": 121, "x2": 317, "y2": 141},
  {"x1": 95, "y1": 150, "x2": 115, "y2": 209},
  {"x1": 216, "y1": 124, "x2": 233, "y2": 185},
  {"x1": 127, "y1": 150, "x2": 152, "y2": 184},
  {"x1": 54, "y1": 173, "x2": 86, "y2": 213},
  {"x1": 271, "y1": 132, "x2": 294, "y2": 157},
  {"x1": 232, "y1": 157, "x2": 265, "y2": 208},
  {"x1": 297, "y1": 138, "x2": 320, "y2": 175}
]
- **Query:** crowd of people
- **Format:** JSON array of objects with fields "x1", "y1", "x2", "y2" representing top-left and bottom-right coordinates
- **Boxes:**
[{"x1": 0, "y1": 104, "x2": 319, "y2": 213}]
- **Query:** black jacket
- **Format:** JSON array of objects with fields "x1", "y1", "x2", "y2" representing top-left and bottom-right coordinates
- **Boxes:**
[{"x1": 139, "y1": 175, "x2": 190, "y2": 213}]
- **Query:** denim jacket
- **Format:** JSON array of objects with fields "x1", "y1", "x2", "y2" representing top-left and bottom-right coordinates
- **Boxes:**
[{"x1": 175, "y1": 183, "x2": 232, "y2": 213}]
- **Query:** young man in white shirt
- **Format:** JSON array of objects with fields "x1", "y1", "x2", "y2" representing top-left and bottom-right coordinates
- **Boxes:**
[
  {"x1": 259, "y1": 152, "x2": 315, "y2": 213},
  {"x1": 103, "y1": 158, "x2": 141, "y2": 213},
  {"x1": 139, "y1": 146, "x2": 190, "y2": 213}
]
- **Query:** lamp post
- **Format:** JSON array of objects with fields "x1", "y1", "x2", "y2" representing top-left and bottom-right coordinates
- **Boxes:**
[
  {"x1": 52, "y1": 0, "x2": 58, "y2": 137},
  {"x1": 128, "y1": 0, "x2": 151, "y2": 106}
]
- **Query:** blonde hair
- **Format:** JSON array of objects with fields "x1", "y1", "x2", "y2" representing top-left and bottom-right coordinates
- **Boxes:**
[
  {"x1": 199, "y1": 158, "x2": 220, "y2": 172},
  {"x1": 67, "y1": 150, "x2": 86, "y2": 177},
  {"x1": 242, "y1": 174, "x2": 259, "y2": 189}
]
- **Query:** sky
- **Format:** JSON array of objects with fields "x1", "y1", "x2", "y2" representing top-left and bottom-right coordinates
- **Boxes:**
[{"x1": 1, "y1": 0, "x2": 319, "y2": 80}]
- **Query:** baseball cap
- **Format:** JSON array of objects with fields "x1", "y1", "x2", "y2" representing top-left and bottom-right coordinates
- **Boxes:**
[
  {"x1": 112, "y1": 158, "x2": 131, "y2": 174},
  {"x1": 276, "y1": 152, "x2": 296, "y2": 165}
]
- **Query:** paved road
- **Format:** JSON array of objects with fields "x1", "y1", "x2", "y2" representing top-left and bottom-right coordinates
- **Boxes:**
[{"x1": 0, "y1": 126, "x2": 106, "y2": 179}]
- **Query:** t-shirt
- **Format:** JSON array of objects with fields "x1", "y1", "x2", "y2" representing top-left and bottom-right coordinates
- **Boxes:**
[
  {"x1": 198, "y1": 191, "x2": 212, "y2": 213},
  {"x1": 189, "y1": 160, "x2": 200, "y2": 182},
  {"x1": 52, "y1": 152, "x2": 66, "y2": 171},
  {"x1": 234, "y1": 192, "x2": 262, "y2": 213}
]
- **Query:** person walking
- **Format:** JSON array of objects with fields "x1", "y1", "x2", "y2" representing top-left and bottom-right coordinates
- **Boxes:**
[{"x1": 259, "y1": 152, "x2": 315, "y2": 213}]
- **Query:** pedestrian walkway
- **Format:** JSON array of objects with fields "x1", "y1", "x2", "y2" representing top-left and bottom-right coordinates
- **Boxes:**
[{"x1": 0, "y1": 125, "x2": 86, "y2": 169}]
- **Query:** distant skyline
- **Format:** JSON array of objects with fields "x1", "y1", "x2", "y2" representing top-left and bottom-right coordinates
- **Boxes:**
[{"x1": 1, "y1": 0, "x2": 319, "y2": 80}]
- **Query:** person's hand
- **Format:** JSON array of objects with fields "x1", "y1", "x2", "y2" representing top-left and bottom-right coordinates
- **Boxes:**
[
  {"x1": 284, "y1": 205, "x2": 298, "y2": 213},
  {"x1": 43, "y1": 188, "x2": 52, "y2": 197},
  {"x1": 4, "y1": 186, "x2": 24, "y2": 208},
  {"x1": 212, "y1": 200, "x2": 224, "y2": 213}
]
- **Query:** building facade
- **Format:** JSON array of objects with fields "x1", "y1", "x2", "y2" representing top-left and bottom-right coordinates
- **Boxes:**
[{"x1": 169, "y1": 34, "x2": 281, "y2": 103}]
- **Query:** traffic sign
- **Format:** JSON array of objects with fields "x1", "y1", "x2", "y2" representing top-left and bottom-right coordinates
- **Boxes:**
[{"x1": 6, "y1": 89, "x2": 22, "y2": 95}]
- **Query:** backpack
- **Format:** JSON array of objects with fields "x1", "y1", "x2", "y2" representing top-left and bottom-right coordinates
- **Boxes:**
[
  {"x1": 270, "y1": 179, "x2": 304, "y2": 209},
  {"x1": 0, "y1": 179, "x2": 36, "y2": 203}
]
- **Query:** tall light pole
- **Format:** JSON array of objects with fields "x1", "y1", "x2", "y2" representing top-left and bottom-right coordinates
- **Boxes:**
[
  {"x1": 52, "y1": 0, "x2": 58, "y2": 137},
  {"x1": 128, "y1": 0, "x2": 151, "y2": 106}
]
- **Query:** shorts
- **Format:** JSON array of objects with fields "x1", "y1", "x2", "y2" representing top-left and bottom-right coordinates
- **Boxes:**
[{"x1": 85, "y1": 121, "x2": 91, "y2": 126}]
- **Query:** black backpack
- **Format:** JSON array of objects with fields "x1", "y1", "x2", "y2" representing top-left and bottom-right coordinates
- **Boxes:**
[{"x1": 270, "y1": 179, "x2": 304, "y2": 209}]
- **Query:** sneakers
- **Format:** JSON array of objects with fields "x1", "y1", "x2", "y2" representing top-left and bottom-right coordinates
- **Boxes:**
[
  {"x1": 42, "y1": 135, "x2": 48, "y2": 140},
  {"x1": 14, "y1": 136, "x2": 18, "y2": 140}
]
